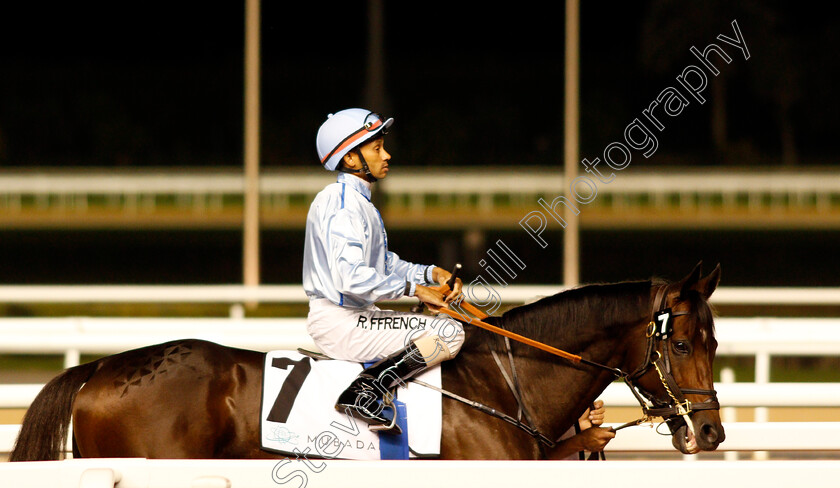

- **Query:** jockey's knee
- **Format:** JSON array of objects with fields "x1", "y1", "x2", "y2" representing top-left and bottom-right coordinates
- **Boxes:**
[
  {"x1": 406, "y1": 317, "x2": 463, "y2": 367},
  {"x1": 440, "y1": 319, "x2": 465, "y2": 357},
  {"x1": 438, "y1": 316, "x2": 465, "y2": 353}
]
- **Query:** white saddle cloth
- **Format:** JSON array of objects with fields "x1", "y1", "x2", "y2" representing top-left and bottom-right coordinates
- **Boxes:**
[{"x1": 260, "y1": 350, "x2": 442, "y2": 460}]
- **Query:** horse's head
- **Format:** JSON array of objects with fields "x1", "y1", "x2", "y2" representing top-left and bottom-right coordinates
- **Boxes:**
[{"x1": 628, "y1": 262, "x2": 724, "y2": 454}]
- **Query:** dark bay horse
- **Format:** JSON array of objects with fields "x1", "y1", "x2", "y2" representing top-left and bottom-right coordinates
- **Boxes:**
[{"x1": 11, "y1": 263, "x2": 723, "y2": 461}]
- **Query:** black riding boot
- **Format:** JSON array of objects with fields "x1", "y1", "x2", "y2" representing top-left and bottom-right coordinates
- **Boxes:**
[{"x1": 335, "y1": 342, "x2": 428, "y2": 430}]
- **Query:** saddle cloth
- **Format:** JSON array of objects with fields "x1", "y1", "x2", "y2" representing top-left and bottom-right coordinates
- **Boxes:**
[{"x1": 260, "y1": 350, "x2": 442, "y2": 460}]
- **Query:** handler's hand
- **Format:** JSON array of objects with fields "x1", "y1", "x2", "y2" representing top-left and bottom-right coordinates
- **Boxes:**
[
  {"x1": 577, "y1": 400, "x2": 606, "y2": 429},
  {"x1": 588, "y1": 399, "x2": 606, "y2": 426},
  {"x1": 576, "y1": 426, "x2": 616, "y2": 452},
  {"x1": 431, "y1": 266, "x2": 463, "y2": 303}
]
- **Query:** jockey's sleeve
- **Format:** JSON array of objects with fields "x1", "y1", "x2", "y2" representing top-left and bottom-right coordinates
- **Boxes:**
[
  {"x1": 327, "y1": 206, "x2": 419, "y2": 306},
  {"x1": 388, "y1": 250, "x2": 436, "y2": 288}
]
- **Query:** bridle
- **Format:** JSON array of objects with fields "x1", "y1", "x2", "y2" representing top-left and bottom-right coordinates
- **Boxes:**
[
  {"x1": 421, "y1": 282, "x2": 721, "y2": 454},
  {"x1": 619, "y1": 285, "x2": 721, "y2": 436}
]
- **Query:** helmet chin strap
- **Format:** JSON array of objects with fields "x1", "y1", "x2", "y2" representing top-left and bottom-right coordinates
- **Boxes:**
[{"x1": 340, "y1": 149, "x2": 377, "y2": 182}]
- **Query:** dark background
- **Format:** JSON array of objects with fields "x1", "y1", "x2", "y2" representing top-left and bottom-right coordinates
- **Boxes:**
[{"x1": 0, "y1": 1, "x2": 837, "y2": 286}]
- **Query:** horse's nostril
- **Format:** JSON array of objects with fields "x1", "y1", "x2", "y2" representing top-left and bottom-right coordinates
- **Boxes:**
[{"x1": 701, "y1": 423, "x2": 719, "y2": 443}]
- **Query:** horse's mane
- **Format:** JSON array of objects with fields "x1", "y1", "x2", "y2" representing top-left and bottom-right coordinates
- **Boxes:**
[
  {"x1": 464, "y1": 276, "x2": 717, "y2": 355},
  {"x1": 465, "y1": 278, "x2": 667, "y2": 353}
]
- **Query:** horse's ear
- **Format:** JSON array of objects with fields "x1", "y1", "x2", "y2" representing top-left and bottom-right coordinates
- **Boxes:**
[
  {"x1": 696, "y1": 263, "x2": 721, "y2": 299},
  {"x1": 678, "y1": 261, "x2": 703, "y2": 298}
]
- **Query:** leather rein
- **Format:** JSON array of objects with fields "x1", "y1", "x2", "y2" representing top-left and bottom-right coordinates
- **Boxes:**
[{"x1": 423, "y1": 283, "x2": 720, "y2": 452}]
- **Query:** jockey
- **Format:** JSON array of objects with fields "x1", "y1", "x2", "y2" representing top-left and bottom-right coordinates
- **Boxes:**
[{"x1": 304, "y1": 108, "x2": 466, "y2": 429}]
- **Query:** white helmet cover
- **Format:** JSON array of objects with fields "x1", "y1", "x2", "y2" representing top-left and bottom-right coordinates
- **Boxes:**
[{"x1": 316, "y1": 108, "x2": 394, "y2": 171}]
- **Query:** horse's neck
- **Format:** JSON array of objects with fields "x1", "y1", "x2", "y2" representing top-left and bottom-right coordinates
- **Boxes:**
[
  {"x1": 506, "y1": 336, "x2": 626, "y2": 441},
  {"x1": 497, "y1": 287, "x2": 650, "y2": 440},
  {"x1": 497, "y1": 288, "x2": 649, "y2": 371}
]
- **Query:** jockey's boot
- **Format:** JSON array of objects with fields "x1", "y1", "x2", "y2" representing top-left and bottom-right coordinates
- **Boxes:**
[{"x1": 335, "y1": 342, "x2": 428, "y2": 429}]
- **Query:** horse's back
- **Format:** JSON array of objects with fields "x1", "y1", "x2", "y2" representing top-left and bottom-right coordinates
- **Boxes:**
[{"x1": 73, "y1": 339, "x2": 268, "y2": 458}]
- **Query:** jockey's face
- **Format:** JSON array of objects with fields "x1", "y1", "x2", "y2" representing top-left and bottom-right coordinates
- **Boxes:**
[{"x1": 344, "y1": 136, "x2": 391, "y2": 182}]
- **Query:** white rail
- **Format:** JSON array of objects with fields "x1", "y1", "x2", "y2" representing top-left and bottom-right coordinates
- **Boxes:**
[
  {"x1": 3, "y1": 166, "x2": 840, "y2": 201},
  {"x1": 1, "y1": 316, "x2": 838, "y2": 358},
  {"x1": 1, "y1": 457, "x2": 840, "y2": 488},
  {"x1": 2, "y1": 167, "x2": 840, "y2": 222},
  {"x1": 1, "y1": 285, "x2": 839, "y2": 306},
  {"x1": 0, "y1": 284, "x2": 310, "y2": 304},
  {"x1": 606, "y1": 422, "x2": 840, "y2": 452},
  {"x1": 0, "y1": 317, "x2": 316, "y2": 362}
]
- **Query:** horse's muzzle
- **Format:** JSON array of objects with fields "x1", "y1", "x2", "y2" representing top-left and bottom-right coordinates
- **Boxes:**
[{"x1": 671, "y1": 415, "x2": 725, "y2": 454}]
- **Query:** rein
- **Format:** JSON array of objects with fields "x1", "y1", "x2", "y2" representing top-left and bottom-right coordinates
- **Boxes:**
[
  {"x1": 426, "y1": 283, "x2": 720, "y2": 450},
  {"x1": 437, "y1": 306, "x2": 624, "y2": 377}
]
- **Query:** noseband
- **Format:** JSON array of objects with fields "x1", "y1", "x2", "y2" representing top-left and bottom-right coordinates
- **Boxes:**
[{"x1": 620, "y1": 285, "x2": 720, "y2": 433}]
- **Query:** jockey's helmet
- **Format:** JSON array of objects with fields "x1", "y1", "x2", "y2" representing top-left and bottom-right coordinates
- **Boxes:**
[{"x1": 316, "y1": 109, "x2": 393, "y2": 171}]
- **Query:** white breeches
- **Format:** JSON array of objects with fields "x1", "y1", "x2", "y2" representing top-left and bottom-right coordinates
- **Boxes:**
[{"x1": 306, "y1": 298, "x2": 465, "y2": 363}]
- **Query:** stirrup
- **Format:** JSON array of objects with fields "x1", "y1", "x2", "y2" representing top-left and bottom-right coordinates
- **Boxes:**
[
  {"x1": 366, "y1": 402, "x2": 402, "y2": 435},
  {"x1": 343, "y1": 390, "x2": 404, "y2": 435}
]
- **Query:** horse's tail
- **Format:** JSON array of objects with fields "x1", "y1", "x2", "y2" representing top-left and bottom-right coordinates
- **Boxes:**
[{"x1": 9, "y1": 359, "x2": 100, "y2": 461}]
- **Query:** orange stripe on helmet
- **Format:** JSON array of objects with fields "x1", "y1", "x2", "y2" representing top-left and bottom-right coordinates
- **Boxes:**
[{"x1": 320, "y1": 119, "x2": 383, "y2": 164}]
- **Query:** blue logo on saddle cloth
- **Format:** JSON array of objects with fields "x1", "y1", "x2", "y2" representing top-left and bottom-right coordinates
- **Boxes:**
[{"x1": 259, "y1": 350, "x2": 442, "y2": 460}]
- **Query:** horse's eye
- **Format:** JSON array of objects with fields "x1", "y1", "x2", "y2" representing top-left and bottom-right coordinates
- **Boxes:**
[{"x1": 673, "y1": 341, "x2": 692, "y2": 355}]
